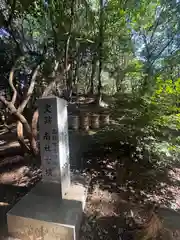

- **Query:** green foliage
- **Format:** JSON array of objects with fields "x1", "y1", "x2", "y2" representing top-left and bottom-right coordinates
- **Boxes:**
[
  {"x1": 110, "y1": 76, "x2": 180, "y2": 168},
  {"x1": 1, "y1": 0, "x2": 180, "y2": 168},
  {"x1": 151, "y1": 77, "x2": 180, "y2": 114}
]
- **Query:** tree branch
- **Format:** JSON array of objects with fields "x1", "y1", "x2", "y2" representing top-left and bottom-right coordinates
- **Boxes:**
[
  {"x1": 9, "y1": 64, "x2": 17, "y2": 105},
  {"x1": 64, "y1": 0, "x2": 75, "y2": 72},
  {"x1": 149, "y1": 8, "x2": 163, "y2": 43},
  {"x1": 49, "y1": 6, "x2": 58, "y2": 52},
  {"x1": 18, "y1": 63, "x2": 41, "y2": 113},
  {"x1": 9, "y1": 27, "x2": 24, "y2": 55},
  {"x1": 0, "y1": 96, "x2": 31, "y2": 134},
  {"x1": 142, "y1": 33, "x2": 151, "y2": 61},
  {"x1": 7, "y1": 0, "x2": 17, "y2": 26},
  {"x1": 43, "y1": 63, "x2": 71, "y2": 97},
  {"x1": 151, "y1": 37, "x2": 174, "y2": 66}
]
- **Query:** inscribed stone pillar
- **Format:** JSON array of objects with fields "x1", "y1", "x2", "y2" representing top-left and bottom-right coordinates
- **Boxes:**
[{"x1": 38, "y1": 96, "x2": 70, "y2": 198}]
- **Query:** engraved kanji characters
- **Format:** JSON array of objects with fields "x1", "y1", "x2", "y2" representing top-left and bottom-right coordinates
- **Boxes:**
[
  {"x1": 44, "y1": 144, "x2": 51, "y2": 152},
  {"x1": 44, "y1": 156, "x2": 51, "y2": 164},
  {"x1": 44, "y1": 103, "x2": 52, "y2": 114},
  {"x1": 44, "y1": 116, "x2": 52, "y2": 124},
  {"x1": 45, "y1": 168, "x2": 53, "y2": 176},
  {"x1": 43, "y1": 132, "x2": 50, "y2": 140},
  {"x1": 52, "y1": 128, "x2": 58, "y2": 141}
]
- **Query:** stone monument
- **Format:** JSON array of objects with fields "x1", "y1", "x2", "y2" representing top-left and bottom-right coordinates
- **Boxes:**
[
  {"x1": 35, "y1": 97, "x2": 70, "y2": 197},
  {"x1": 7, "y1": 96, "x2": 89, "y2": 240}
]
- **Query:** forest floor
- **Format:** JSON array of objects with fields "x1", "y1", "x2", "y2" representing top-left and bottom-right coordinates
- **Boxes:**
[{"x1": 0, "y1": 131, "x2": 180, "y2": 239}]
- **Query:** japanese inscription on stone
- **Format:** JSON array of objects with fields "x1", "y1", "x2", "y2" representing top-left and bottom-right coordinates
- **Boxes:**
[
  {"x1": 9, "y1": 217, "x2": 73, "y2": 240},
  {"x1": 38, "y1": 97, "x2": 70, "y2": 194},
  {"x1": 38, "y1": 98, "x2": 60, "y2": 182}
]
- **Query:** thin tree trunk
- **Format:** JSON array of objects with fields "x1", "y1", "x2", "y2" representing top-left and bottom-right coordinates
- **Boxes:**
[
  {"x1": 17, "y1": 121, "x2": 31, "y2": 153},
  {"x1": 17, "y1": 63, "x2": 41, "y2": 156},
  {"x1": 65, "y1": 0, "x2": 75, "y2": 96},
  {"x1": 31, "y1": 110, "x2": 39, "y2": 155},
  {"x1": 90, "y1": 54, "x2": 96, "y2": 95},
  {"x1": 0, "y1": 61, "x2": 42, "y2": 157},
  {"x1": 0, "y1": 97, "x2": 32, "y2": 138},
  {"x1": 97, "y1": 0, "x2": 104, "y2": 104},
  {"x1": 73, "y1": 42, "x2": 80, "y2": 91}
]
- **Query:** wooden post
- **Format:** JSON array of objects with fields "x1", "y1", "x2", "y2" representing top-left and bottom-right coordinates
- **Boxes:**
[
  {"x1": 80, "y1": 112, "x2": 89, "y2": 131},
  {"x1": 91, "y1": 113, "x2": 100, "y2": 129},
  {"x1": 100, "y1": 113, "x2": 110, "y2": 127}
]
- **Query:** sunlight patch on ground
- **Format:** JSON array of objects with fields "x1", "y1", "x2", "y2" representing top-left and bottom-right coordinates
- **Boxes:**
[
  {"x1": 0, "y1": 202, "x2": 9, "y2": 206},
  {"x1": 85, "y1": 185, "x2": 122, "y2": 217}
]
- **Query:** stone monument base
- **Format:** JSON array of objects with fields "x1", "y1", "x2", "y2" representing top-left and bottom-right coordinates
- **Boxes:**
[{"x1": 7, "y1": 174, "x2": 89, "y2": 240}]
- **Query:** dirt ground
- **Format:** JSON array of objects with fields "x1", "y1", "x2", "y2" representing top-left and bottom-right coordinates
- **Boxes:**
[{"x1": 0, "y1": 133, "x2": 180, "y2": 239}]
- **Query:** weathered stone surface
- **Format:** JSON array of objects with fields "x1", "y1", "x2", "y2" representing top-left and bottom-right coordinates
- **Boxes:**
[
  {"x1": 8, "y1": 214, "x2": 75, "y2": 240},
  {"x1": 7, "y1": 173, "x2": 90, "y2": 240},
  {"x1": 38, "y1": 96, "x2": 70, "y2": 198},
  {"x1": 7, "y1": 96, "x2": 90, "y2": 240}
]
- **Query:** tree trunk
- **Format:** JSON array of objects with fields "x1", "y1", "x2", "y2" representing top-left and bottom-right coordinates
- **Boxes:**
[
  {"x1": 97, "y1": 0, "x2": 104, "y2": 104},
  {"x1": 17, "y1": 121, "x2": 31, "y2": 153},
  {"x1": 116, "y1": 70, "x2": 125, "y2": 92},
  {"x1": 65, "y1": 0, "x2": 75, "y2": 93},
  {"x1": 0, "y1": 96, "x2": 38, "y2": 154},
  {"x1": 90, "y1": 55, "x2": 96, "y2": 95},
  {"x1": 31, "y1": 109, "x2": 39, "y2": 156},
  {"x1": 67, "y1": 67, "x2": 73, "y2": 100},
  {"x1": 0, "y1": 61, "x2": 42, "y2": 157},
  {"x1": 141, "y1": 62, "x2": 152, "y2": 95},
  {"x1": 73, "y1": 42, "x2": 80, "y2": 95}
]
